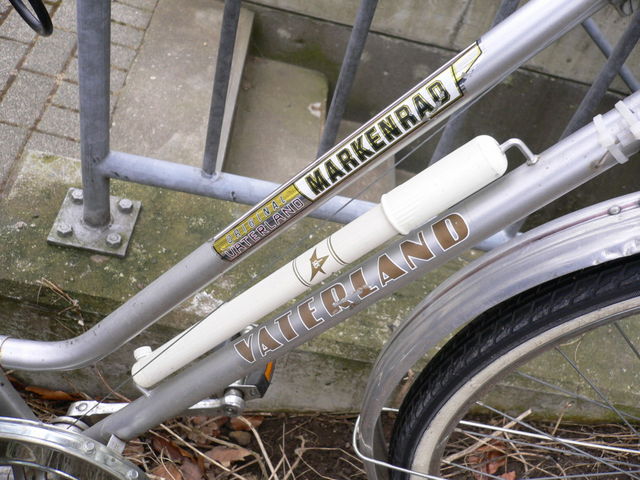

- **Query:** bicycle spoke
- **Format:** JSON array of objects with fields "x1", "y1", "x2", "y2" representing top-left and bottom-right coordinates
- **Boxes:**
[
  {"x1": 475, "y1": 401, "x2": 640, "y2": 480},
  {"x1": 456, "y1": 424, "x2": 640, "y2": 459},
  {"x1": 615, "y1": 321, "x2": 640, "y2": 362},
  {"x1": 554, "y1": 346, "x2": 640, "y2": 438},
  {"x1": 514, "y1": 371, "x2": 640, "y2": 422}
]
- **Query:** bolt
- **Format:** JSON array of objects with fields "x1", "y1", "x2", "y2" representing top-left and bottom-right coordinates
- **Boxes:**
[
  {"x1": 118, "y1": 198, "x2": 133, "y2": 214},
  {"x1": 126, "y1": 470, "x2": 139, "y2": 479},
  {"x1": 70, "y1": 189, "x2": 84, "y2": 204},
  {"x1": 56, "y1": 223, "x2": 73, "y2": 238},
  {"x1": 106, "y1": 232, "x2": 122, "y2": 248},
  {"x1": 76, "y1": 402, "x2": 88, "y2": 412},
  {"x1": 82, "y1": 441, "x2": 95, "y2": 454},
  {"x1": 608, "y1": 205, "x2": 622, "y2": 215}
]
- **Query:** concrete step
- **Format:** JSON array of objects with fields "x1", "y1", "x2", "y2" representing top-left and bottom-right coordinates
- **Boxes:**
[
  {"x1": 110, "y1": 0, "x2": 253, "y2": 169},
  {"x1": 221, "y1": 56, "x2": 327, "y2": 182}
]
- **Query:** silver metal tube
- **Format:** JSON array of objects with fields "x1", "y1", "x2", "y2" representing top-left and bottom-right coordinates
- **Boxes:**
[
  {"x1": 101, "y1": 151, "x2": 375, "y2": 224},
  {"x1": 202, "y1": 0, "x2": 242, "y2": 175},
  {"x1": 0, "y1": 243, "x2": 226, "y2": 370},
  {"x1": 0, "y1": 370, "x2": 36, "y2": 420},
  {"x1": 76, "y1": 0, "x2": 111, "y2": 227},
  {"x1": 429, "y1": 0, "x2": 521, "y2": 166},
  {"x1": 316, "y1": 0, "x2": 378, "y2": 156},
  {"x1": 0, "y1": 0, "x2": 607, "y2": 372},
  {"x1": 86, "y1": 88, "x2": 640, "y2": 444},
  {"x1": 562, "y1": 8, "x2": 640, "y2": 138},
  {"x1": 582, "y1": 18, "x2": 640, "y2": 92}
]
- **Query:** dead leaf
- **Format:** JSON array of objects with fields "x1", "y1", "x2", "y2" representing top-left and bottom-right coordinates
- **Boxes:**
[
  {"x1": 24, "y1": 385, "x2": 81, "y2": 401},
  {"x1": 500, "y1": 471, "x2": 517, "y2": 480},
  {"x1": 150, "y1": 463, "x2": 182, "y2": 480},
  {"x1": 152, "y1": 436, "x2": 192, "y2": 462},
  {"x1": 180, "y1": 460, "x2": 203, "y2": 480},
  {"x1": 204, "y1": 446, "x2": 251, "y2": 467},
  {"x1": 229, "y1": 415, "x2": 264, "y2": 431},
  {"x1": 486, "y1": 450, "x2": 506, "y2": 475}
]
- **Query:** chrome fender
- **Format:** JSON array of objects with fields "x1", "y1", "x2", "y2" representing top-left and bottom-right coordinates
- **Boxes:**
[{"x1": 358, "y1": 191, "x2": 640, "y2": 480}]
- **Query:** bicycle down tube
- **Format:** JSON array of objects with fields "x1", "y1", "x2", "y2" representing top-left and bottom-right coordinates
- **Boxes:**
[
  {"x1": 0, "y1": 0, "x2": 609, "y2": 373},
  {"x1": 84, "y1": 90, "x2": 640, "y2": 444}
]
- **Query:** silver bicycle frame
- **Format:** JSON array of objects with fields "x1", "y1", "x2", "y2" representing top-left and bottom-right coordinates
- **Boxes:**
[{"x1": 3, "y1": 0, "x2": 637, "y2": 460}]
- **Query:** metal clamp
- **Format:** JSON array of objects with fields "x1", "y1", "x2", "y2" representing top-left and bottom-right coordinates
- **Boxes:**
[
  {"x1": 499, "y1": 138, "x2": 539, "y2": 165},
  {"x1": 593, "y1": 114, "x2": 629, "y2": 164}
]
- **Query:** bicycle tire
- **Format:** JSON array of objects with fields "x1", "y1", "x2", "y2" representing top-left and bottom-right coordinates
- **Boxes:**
[{"x1": 389, "y1": 254, "x2": 640, "y2": 479}]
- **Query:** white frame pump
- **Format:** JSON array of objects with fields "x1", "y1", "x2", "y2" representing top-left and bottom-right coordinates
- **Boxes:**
[{"x1": 1, "y1": 0, "x2": 640, "y2": 479}]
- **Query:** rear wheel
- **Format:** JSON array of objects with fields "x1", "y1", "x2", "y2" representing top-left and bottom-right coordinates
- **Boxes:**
[{"x1": 390, "y1": 255, "x2": 640, "y2": 479}]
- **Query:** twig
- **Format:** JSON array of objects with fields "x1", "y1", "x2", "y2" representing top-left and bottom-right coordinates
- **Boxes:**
[
  {"x1": 181, "y1": 422, "x2": 269, "y2": 478},
  {"x1": 238, "y1": 415, "x2": 279, "y2": 480},
  {"x1": 159, "y1": 423, "x2": 249, "y2": 480},
  {"x1": 282, "y1": 436, "x2": 306, "y2": 480}
]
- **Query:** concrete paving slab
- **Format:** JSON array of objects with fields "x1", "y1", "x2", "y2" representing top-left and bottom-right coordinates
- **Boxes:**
[
  {"x1": 112, "y1": 2, "x2": 153, "y2": 30},
  {"x1": 0, "y1": 38, "x2": 27, "y2": 91},
  {"x1": 1, "y1": 10, "x2": 38, "y2": 44},
  {"x1": 22, "y1": 28, "x2": 75, "y2": 76},
  {"x1": 25, "y1": 132, "x2": 79, "y2": 159},
  {"x1": 0, "y1": 71, "x2": 54, "y2": 127},
  {"x1": 0, "y1": 123, "x2": 27, "y2": 184},
  {"x1": 38, "y1": 105, "x2": 79, "y2": 141}
]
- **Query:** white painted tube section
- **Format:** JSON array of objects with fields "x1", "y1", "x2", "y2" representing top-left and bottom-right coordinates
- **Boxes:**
[{"x1": 132, "y1": 135, "x2": 508, "y2": 387}]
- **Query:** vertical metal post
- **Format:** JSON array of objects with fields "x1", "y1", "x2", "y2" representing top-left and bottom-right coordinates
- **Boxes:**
[
  {"x1": 582, "y1": 18, "x2": 640, "y2": 92},
  {"x1": 429, "y1": 0, "x2": 520, "y2": 166},
  {"x1": 316, "y1": 0, "x2": 378, "y2": 157},
  {"x1": 561, "y1": 8, "x2": 640, "y2": 139},
  {"x1": 76, "y1": 0, "x2": 111, "y2": 227},
  {"x1": 202, "y1": 0, "x2": 242, "y2": 176}
]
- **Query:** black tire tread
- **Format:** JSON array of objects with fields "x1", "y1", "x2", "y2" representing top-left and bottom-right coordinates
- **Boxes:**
[{"x1": 389, "y1": 254, "x2": 640, "y2": 478}]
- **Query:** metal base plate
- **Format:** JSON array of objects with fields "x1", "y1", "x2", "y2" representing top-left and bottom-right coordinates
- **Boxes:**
[{"x1": 47, "y1": 188, "x2": 141, "y2": 258}]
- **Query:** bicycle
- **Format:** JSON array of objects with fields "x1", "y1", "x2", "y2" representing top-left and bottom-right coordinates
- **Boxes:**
[{"x1": 1, "y1": 0, "x2": 640, "y2": 479}]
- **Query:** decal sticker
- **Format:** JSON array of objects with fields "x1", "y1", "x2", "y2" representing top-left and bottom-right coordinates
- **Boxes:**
[
  {"x1": 214, "y1": 43, "x2": 482, "y2": 261},
  {"x1": 233, "y1": 212, "x2": 471, "y2": 364}
]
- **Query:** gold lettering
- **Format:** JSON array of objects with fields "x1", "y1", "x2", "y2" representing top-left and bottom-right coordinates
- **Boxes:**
[
  {"x1": 349, "y1": 268, "x2": 378, "y2": 298},
  {"x1": 298, "y1": 298, "x2": 323, "y2": 329},
  {"x1": 258, "y1": 327, "x2": 282, "y2": 356},
  {"x1": 400, "y1": 231, "x2": 434, "y2": 269},
  {"x1": 378, "y1": 254, "x2": 407, "y2": 287},
  {"x1": 234, "y1": 336, "x2": 255, "y2": 363},
  {"x1": 275, "y1": 312, "x2": 298, "y2": 341},
  {"x1": 432, "y1": 213, "x2": 469, "y2": 250},
  {"x1": 321, "y1": 283, "x2": 353, "y2": 316}
]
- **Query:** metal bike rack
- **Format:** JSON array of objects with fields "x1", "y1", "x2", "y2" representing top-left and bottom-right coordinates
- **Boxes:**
[{"x1": 46, "y1": 0, "x2": 379, "y2": 257}]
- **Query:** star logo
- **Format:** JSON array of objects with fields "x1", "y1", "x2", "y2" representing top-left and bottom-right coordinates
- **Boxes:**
[{"x1": 309, "y1": 248, "x2": 329, "y2": 282}]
